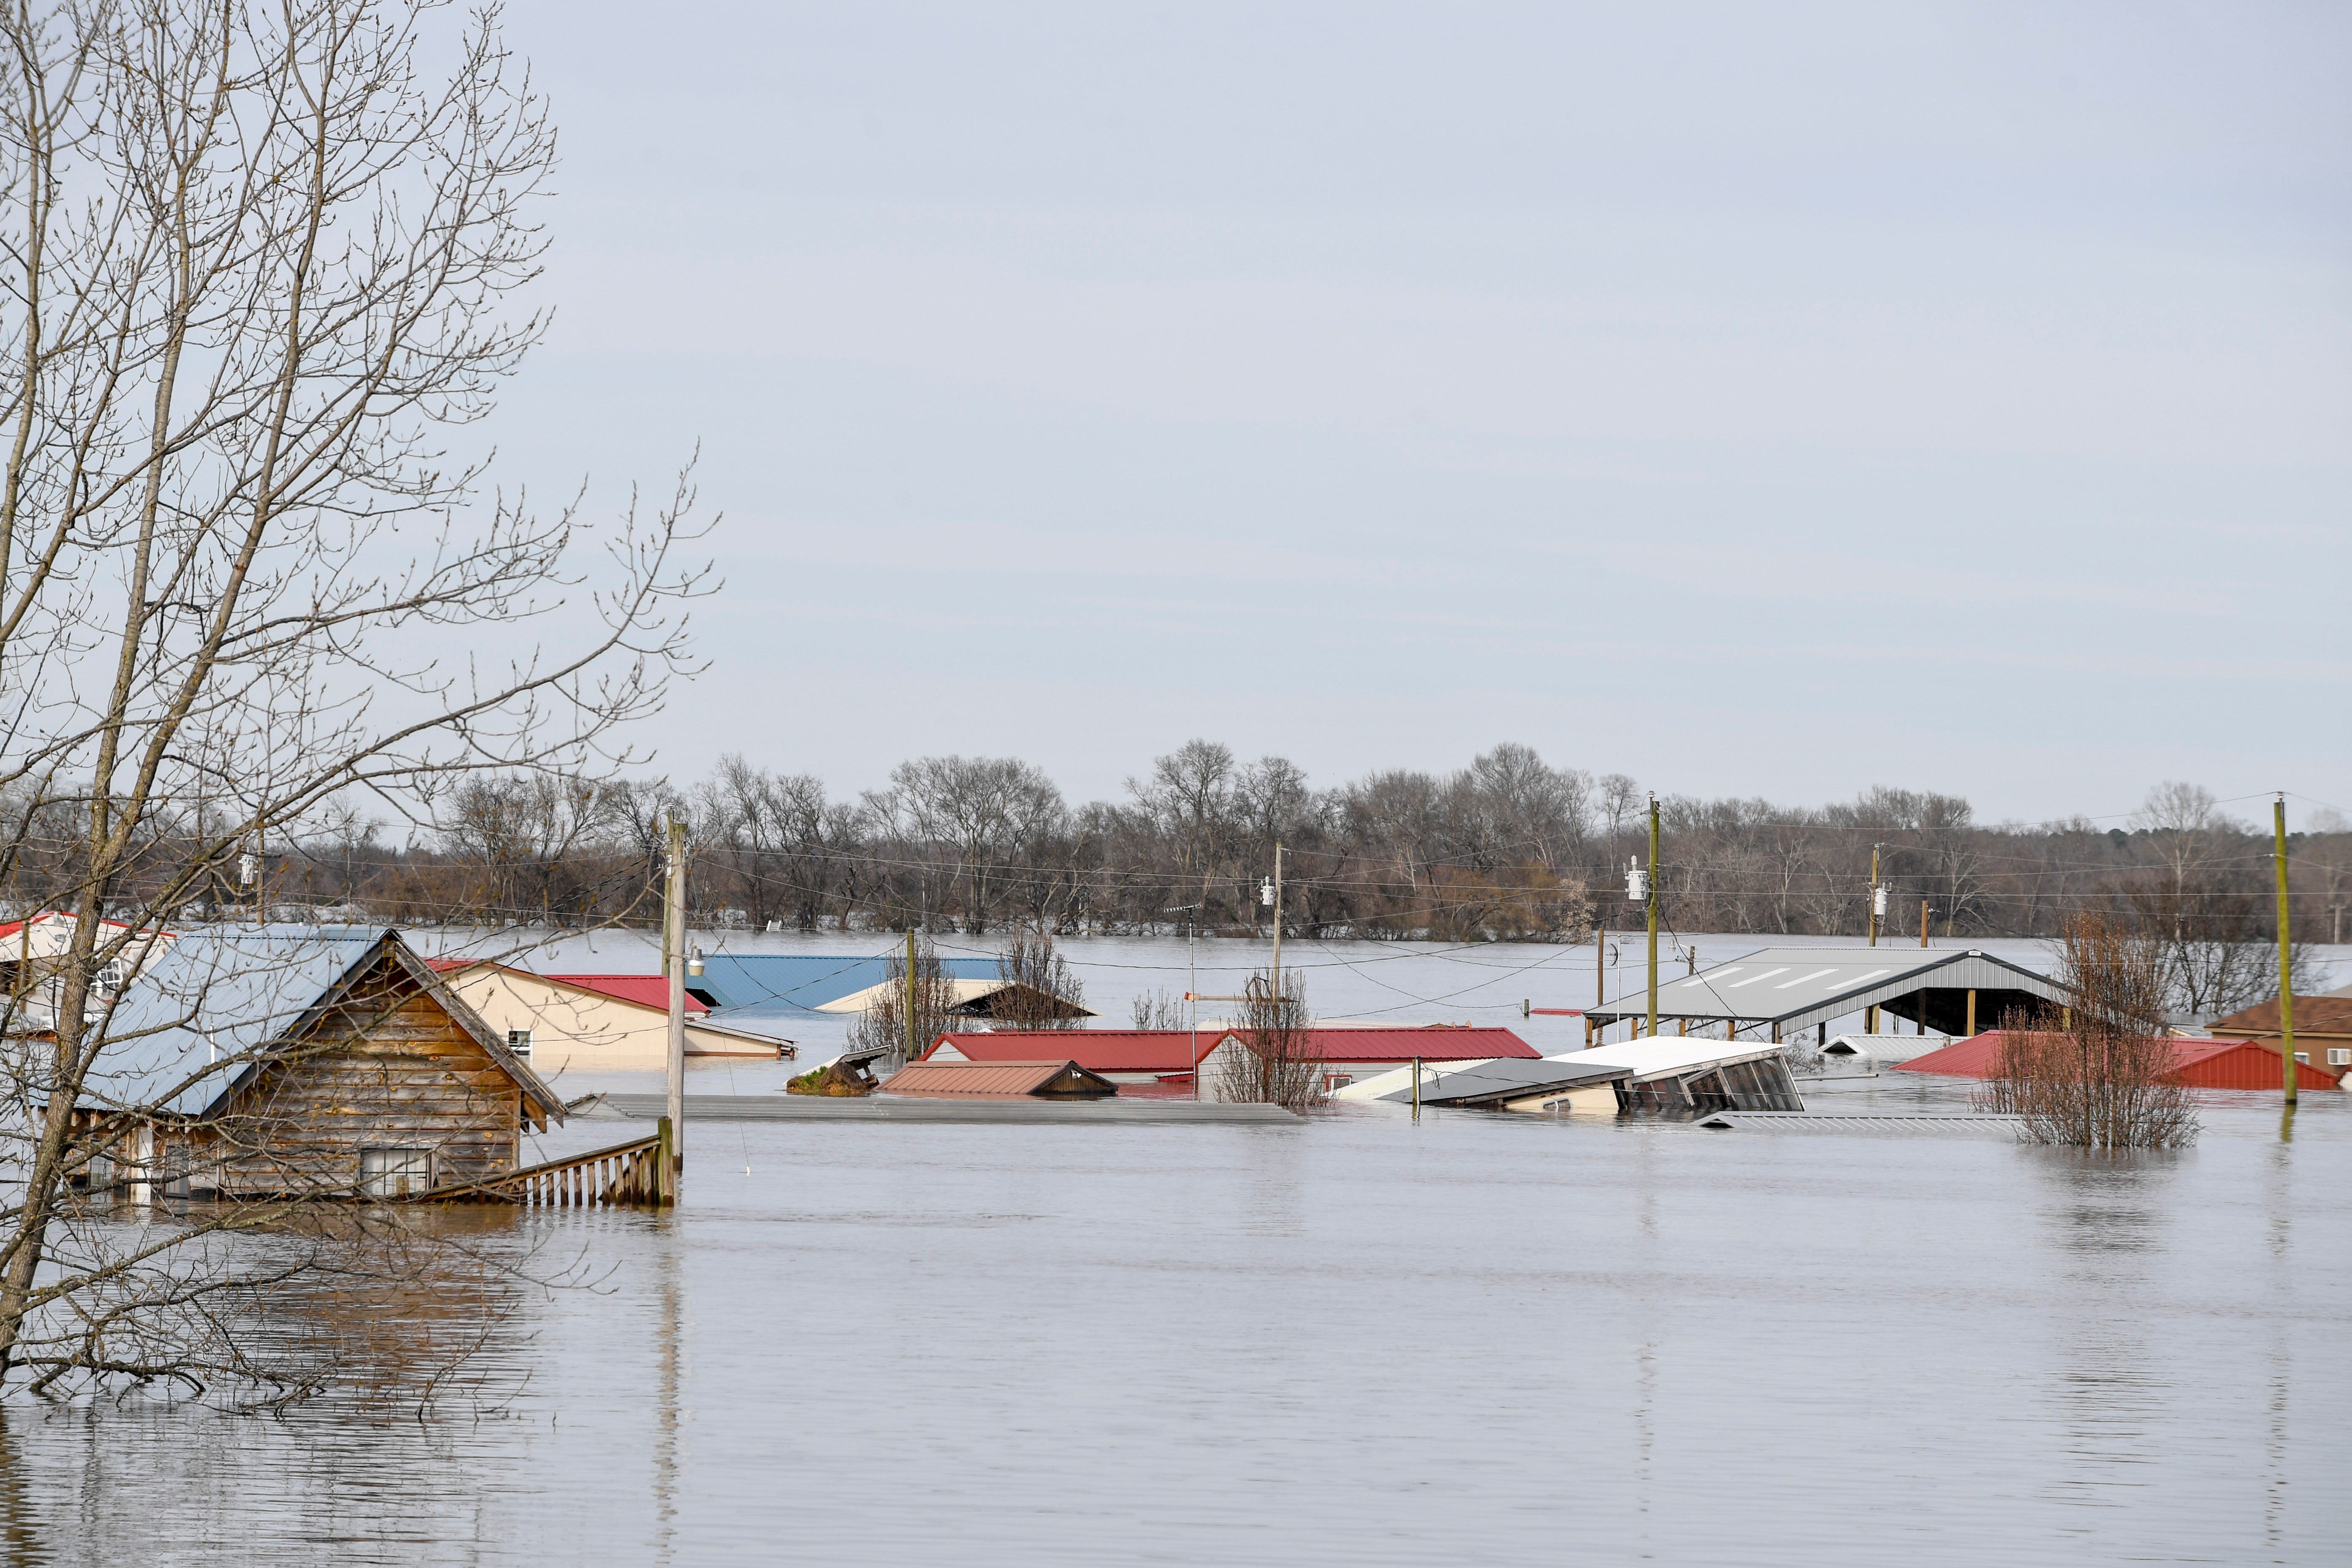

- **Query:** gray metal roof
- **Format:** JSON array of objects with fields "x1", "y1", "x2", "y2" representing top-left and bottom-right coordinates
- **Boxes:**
[
  {"x1": 77, "y1": 926, "x2": 561, "y2": 1122},
  {"x1": 1356, "y1": 1055, "x2": 1632, "y2": 1108},
  {"x1": 1587, "y1": 946, "x2": 2066, "y2": 1038}
]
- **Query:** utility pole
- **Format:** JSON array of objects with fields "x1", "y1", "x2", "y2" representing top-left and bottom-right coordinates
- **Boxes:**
[
  {"x1": 1865, "y1": 843, "x2": 1884, "y2": 1033},
  {"x1": 1920, "y1": 899, "x2": 1930, "y2": 947},
  {"x1": 904, "y1": 926, "x2": 917, "y2": 1069},
  {"x1": 2274, "y1": 795, "x2": 2297, "y2": 1113},
  {"x1": 1867, "y1": 844, "x2": 1883, "y2": 947},
  {"x1": 662, "y1": 811, "x2": 688, "y2": 1202},
  {"x1": 1593, "y1": 914, "x2": 1609, "y2": 1048},
  {"x1": 1270, "y1": 841, "x2": 1285, "y2": 995},
  {"x1": 1646, "y1": 793, "x2": 1660, "y2": 1040}
]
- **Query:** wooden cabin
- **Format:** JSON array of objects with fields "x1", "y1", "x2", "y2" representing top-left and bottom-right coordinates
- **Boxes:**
[{"x1": 70, "y1": 928, "x2": 564, "y2": 1200}]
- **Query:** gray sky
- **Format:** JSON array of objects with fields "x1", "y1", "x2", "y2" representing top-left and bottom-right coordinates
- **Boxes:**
[{"x1": 491, "y1": 1, "x2": 2350, "y2": 825}]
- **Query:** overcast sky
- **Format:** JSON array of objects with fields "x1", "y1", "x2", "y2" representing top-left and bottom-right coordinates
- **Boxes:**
[{"x1": 489, "y1": 1, "x2": 2349, "y2": 827}]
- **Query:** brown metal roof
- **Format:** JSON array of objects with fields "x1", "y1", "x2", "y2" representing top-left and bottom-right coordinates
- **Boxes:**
[
  {"x1": 881, "y1": 1059, "x2": 1120, "y2": 1099},
  {"x1": 2209, "y1": 996, "x2": 2352, "y2": 1037}
]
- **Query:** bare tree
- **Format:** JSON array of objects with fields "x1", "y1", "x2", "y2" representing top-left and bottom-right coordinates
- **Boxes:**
[
  {"x1": 1975, "y1": 916, "x2": 2198, "y2": 1149},
  {"x1": 1213, "y1": 969, "x2": 1323, "y2": 1111},
  {"x1": 990, "y1": 932, "x2": 1086, "y2": 1030},
  {"x1": 0, "y1": 0, "x2": 706, "y2": 1397},
  {"x1": 846, "y1": 932, "x2": 961, "y2": 1071}
]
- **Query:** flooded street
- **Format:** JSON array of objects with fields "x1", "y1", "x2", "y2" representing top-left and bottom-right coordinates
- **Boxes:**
[{"x1": 7, "y1": 935, "x2": 2348, "y2": 1565}]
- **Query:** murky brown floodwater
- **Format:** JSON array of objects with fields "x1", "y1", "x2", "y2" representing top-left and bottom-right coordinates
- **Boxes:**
[{"x1": 2, "y1": 1070, "x2": 2344, "y2": 1567}]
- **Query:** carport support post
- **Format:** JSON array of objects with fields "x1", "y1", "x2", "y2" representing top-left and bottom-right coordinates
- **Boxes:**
[
  {"x1": 1965, "y1": 989, "x2": 1976, "y2": 1037},
  {"x1": 2275, "y1": 795, "x2": 2297, "y2": 1111}
]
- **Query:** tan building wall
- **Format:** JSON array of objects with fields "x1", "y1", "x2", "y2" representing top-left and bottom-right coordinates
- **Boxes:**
[{"x1": 445, "y1": 965, "x2": 776, "y2": 1075}]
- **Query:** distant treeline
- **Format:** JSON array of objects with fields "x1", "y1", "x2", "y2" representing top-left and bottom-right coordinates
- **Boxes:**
[{"x1": 11, "y1": 743, "x2": 2347, "y2": 964}]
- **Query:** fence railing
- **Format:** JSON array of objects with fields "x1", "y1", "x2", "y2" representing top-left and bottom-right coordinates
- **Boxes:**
[{"x1": 411, "y1": 1130, "x2": 668, "y2": 1208}]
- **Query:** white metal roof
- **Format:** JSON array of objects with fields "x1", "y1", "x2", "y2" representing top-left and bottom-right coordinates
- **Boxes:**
[
  {"x1": 1819, "y1": 1032, "x2": 1952, "y2": 1063},
  {"x1": 1587, "y1": 946, "x2": 2065, "y2": 1036},
  {"x1": 1544, "y1": 1037, "x2": 1794, "y2": 1081}
]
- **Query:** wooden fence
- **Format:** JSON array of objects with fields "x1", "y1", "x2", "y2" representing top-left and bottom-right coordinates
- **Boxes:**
[{"x1": 412, "y1": 1127, "x2": 670, "y2": 1208}]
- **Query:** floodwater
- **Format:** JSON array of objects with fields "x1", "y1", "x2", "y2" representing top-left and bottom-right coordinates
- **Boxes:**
[{"x1": 3, "y1": 934, "x2": 2347, "y2": 1565}]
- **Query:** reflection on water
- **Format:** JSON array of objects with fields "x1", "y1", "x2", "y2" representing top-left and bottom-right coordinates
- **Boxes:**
[{"x1": 0, "y1": 1083, "x2": 2344, "y2": 1566}]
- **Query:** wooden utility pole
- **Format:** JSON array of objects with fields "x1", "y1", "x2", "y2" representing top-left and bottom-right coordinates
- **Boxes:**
[
  {"x1": 1867, "y1": 844, "x2": 1882, "y2": 947},
  {"x1": 662, "y1": 812, "x2": 688, "y2": 1201},
  {"x1": 1270, "y1": 841, "x2": 1285, "y2": 997},
  {"x1": 1865, "y1": 843, "x2": 1882, "y2": 1032},
  {"x1": 1921, "y1": 899, "x2": 1930, "y2": 947},
  {"x1": 1646, "y1": 794, "x2": 1660, "y2": 1039},
  {"x1": 2274, "y1": 795, "x2": 2297, "y2": 1112},
  {"x1": 904, "y1": 926, "x2": 917, "y2": 1067}
]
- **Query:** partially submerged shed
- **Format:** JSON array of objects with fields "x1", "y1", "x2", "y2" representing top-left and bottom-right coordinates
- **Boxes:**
[
  {"x1": 1585, "y1": 947, "x2": 2068, "y2": 1045},
  {"x1": 925, "y1": 1029, "x2": 1211, "y2": 1088},
  {"x1": 1196, "y1": 1026, "x2": 1539, "y2": 1101},
  {"x1": 1334, "y1": 1055, "x2": 1633, "y2": 1112},
  {"x1": 73, "y1": 927, "x2": 564, "y2": 1200},
  {"x1": 881, "y1": 1058, "x2": 1120, "y2": 1099},
  {"x1": 1560, "y1": 1038, "x2": 1807, "y2": 1114}
]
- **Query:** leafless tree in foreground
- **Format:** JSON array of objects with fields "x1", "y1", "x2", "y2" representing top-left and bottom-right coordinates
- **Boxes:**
[
  {"x1": 1214, "y1": 969, "x2": 1324, "y2": 1113},
  {"x1": 1975, "y1": 916, "x2": 2199, "y2": 1150},
  {"x1": 0, "y1": 0, "x2": 707, "y2": 1399}
]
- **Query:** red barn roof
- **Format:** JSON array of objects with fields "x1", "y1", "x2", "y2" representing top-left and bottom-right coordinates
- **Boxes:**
[
  {"x1": 543, "y1": 973, "x2": 710, "y2": 1014},
  {"x1": 1219, "y1": 1026, "x2": 1540, "y2": 1063},
  {"x1": 1897, "y1": 1031, "x2": 2340, "y2": 1090},
  {"x1": 927, "y1": 1030, "x2": 1214, "y2": 1073},
  {"x1": 434, "y1": 958, "x2": 711, "y2": 1015}
]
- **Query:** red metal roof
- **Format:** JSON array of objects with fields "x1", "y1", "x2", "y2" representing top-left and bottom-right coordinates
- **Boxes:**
[
  {"x1": 1221, "y1": 1026, "x2": 1539, "y2": 1063},
  {"x1": 927, "y1": 1030, "x2": 1213, "y2": 1073},
  {"x1": 925, "y1": 1025, "x2": 1538, "y2": 1071},
  {"x1": 539, "y1": 973, "x2": 710, "y2": 1014},
  {"x1": 1897, "y1": 1031, "x2": 2341, "y2": 1090},
  {"x1": 882, "y1": 1059, "x2": 1119, "y2": 1098}
]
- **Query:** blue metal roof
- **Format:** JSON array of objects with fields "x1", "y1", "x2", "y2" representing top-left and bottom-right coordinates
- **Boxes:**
[{"x1": 691, "y1": 953, "x2": 998, "y2": 1017}]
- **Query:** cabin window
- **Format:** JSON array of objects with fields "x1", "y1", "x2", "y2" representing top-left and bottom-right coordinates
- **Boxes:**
[
  {"x1": 359, "y1": 1147, "x2": 433, "y2": 1198},
  {"x1": 507, "y1": 1028, "x2": 532, "y2": 1059},
  {"x1": 2331, "y1": 1049, "x2": 2350, "y2": 1067}
]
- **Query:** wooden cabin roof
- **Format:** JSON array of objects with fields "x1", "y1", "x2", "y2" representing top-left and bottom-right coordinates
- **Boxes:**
[{"x1": 79, "y1": 927, "x2": 563, "y2": 1126}]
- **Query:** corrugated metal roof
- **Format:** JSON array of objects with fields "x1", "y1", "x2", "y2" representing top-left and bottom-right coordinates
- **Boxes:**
[
  {"x1": 689, "y1": 954, "x2": 999, "y2": 1013},
  {"x1": 1587, "y1": 946, "x2": 2069, "y2": 1037},
  {"x1": 2209, "y1": 996, "x2": 2352, "y2": 1036},
  {"x1": 1895, "y1": 1031, "x2": 2343, "y2": 1090},
  {"x1": 1821, "y1": 1032, "x2": 1954, "y2": 1063},
  {"x1": 1214, "y1": 1026, "x2": 1538, "y2": 1063},
  {"x1": 881, "y1": 1059, "x2": 1119, "y2": 1098},
  {"x1": 928, "y1": 1030, "x2": 1211, "y2": 1073},
  {"x1": 77, "y1": 927, "x2": 562, "y2": 1123},
  {"x1": 1551, "y1": 1037, "x2": 1796, "y2": 1081},
  {"x1": 1337, "y1": 1055, "x2": 1631, "y2": 1106},
  {"x1": 541, "y1": 973, "x2": 710, "y2": 1013}
]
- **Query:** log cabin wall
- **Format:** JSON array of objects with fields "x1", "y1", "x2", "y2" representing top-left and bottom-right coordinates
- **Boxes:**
[{"x1": 188, "y1": 949, "x2": 524, "y2": 1198}]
